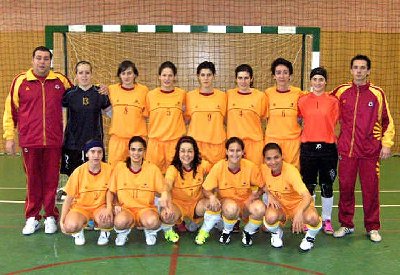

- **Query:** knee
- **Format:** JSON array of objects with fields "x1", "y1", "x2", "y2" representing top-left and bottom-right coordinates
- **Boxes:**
[
  {"x1": 160, "y1": 208, "x2": 179, "y2": 225},
  {"x1": 222, "y1": 201, "x2": 239, "y2": 219},
  {"x1": 249, "y1": 200, "x2": 266, "y2": 219},
  {"x1": 114, "y1": 214, "x2": 132, "y2": 230},
  {"x1": 63, "y1": 220, "x2": 82, "y2": 233},
  {"x1": 264, "y1": 209, "x2": 279, "y2": 224},
  {"x1": 305, "y1": 212, "x2": 320, "y2": 226},
  {"x1": 141, "y1": 212, "x2": 161, "y2": 230}
]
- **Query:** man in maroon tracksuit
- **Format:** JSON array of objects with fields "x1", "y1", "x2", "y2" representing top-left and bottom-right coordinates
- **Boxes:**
[
  {"x1": 331, "y1": 54, "x2": 395, "y2": 242},
  {"x1": 3, "y1": 46, "x2": 72, "y2": 235}
]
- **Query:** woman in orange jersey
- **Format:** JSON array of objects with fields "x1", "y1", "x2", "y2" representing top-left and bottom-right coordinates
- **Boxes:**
[
  {"x1": 298, "y1": 67, "x2": 339, "y2": 235},
  {"x1": 107, "y1": 136, "x2": 173, "y2": 246},
  {"x1": 195, "y1": 137, "x2": 265, "y2": 247},
  {"x1": 107, "y1": 60, "x2": 149, "y2": 168},
  {"x1": 226, "y1": 64, "x2": 267, "y2": 166},
  {"x1": 186, "y1": 61, "x2": 227, "y2": 165},
  {"x1": 145, "y1": 61, "x2": 186, "y2": 173},
  {"x1": 60, "y1": 140, "x2": 113, "y2": 246},
  {"x1": 161, "y1": 136, "x2": 211, "y2": 237},
  {"x1": 264, "y1": 58, "x2": 303, "y2": 169},
  {"x1": 262, "y1": 143, "x2": 322, "y2": 252}
]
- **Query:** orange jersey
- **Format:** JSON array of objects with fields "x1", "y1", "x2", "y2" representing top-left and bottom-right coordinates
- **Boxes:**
[
  {"x1": 203, "y1": 158, "x2": 264, "y2": 201},
  {"x1": 145, "y1": 87, "x2": 186, "y2": 141},
  {"x1": 65, "y1": 162, "x2": 113, "y2": 209},
  {"x1": 109, "y1": 161, "x2": 164, "y2": 209},
  {"x1": 226, "y1": 88, "x2": 266, "y2": 141},
  {"x1": 265, "y1": 86, "x2": 303, "y2": 139},
  {"x1": 298, "y1": 92, "x2": 339, "y2": 143},
  {"x1": 186, "y1": 88, "x2": 227, "y2": 144},
  {"x1": 261, "y1": 161, "x2": 308, "y2": 210},
  {"x1": 165, "y1": 160, "x2": 211, "y2": 202},
  {"x1": 108, "y1": 83, "x2": 149, "y2": 138}
]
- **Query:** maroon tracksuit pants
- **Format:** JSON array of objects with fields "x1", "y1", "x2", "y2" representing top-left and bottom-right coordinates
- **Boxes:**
[
  {"x1": 338, "y1": 155, "x2": 380, "y2": 232},
  {"x1": 22, "y1": 147, "x2": 61, "y2": 220}
]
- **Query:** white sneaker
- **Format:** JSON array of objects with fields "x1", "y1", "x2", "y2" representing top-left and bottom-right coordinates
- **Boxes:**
[
  {"x1": 270, "y1": 227, "x2": 283, "y2": 248},
  {"x1": 144, "y1": 229, "x2": 158, "y2": 246},
  {"x1": 22, "y1": 217, "x2": 40, "y2": 235},
  {"x1": 333, "y1": 227, "x2": 354, "y2": 238},
  {"x1": 97, "y1": 231, "x2": 110, "y2": 246},
  {"x1": 369, "y1": 230, "x2": 382, "y2": 242},
  {"x1": 44, "y1": 216, "x2": 57, "y2": 234},
  {"x1": 115, "y1": 229, "x2": 131, "y2": 246},
  {"x1": 299, "y1": 236, "x2": 315, "y2": 251},
  {"x1": 72, "y1": 229, "x2": 85, "y2": 246}
]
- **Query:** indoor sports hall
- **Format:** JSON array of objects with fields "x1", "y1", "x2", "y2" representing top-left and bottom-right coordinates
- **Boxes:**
[{"x1": 0, "y1": 1, "x2": 399, "y2": 274}]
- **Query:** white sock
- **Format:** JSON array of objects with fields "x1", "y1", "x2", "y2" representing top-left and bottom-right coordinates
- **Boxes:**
[
  {"x1": 305, "y1": 220, "x2": 322, "y2": 239},
  {"x1": 201, "y1": 211, "x2": 221, "y2": 232},
  {"x1": 321, "y1": 196, "x2": 333, "y2": 221},
  {"x1": 243, "y1": 218, "x2": 262, "y2": 234},
  {"x1": 263, "y1": 217, "x2": 280, "y2": 234},
  {"x1": 222, "y1": 216, "x2": 237, "y2": 233},
  {"x1": 161, "y1": 223, "x2": 173, "y2": 232}
]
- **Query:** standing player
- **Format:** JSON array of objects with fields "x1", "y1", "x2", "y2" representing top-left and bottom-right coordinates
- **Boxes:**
[
  {"x1": 2, "y1": 46, "x2": 72, "y2": 235},
  {"x1": 262, "y1": 143, "x2": 322, "y2": 251},
  {"x1": 264, "y1": 58, "x2": 303, "y2": 168},
  {"x1": 107, "y1": 136, "x2": 173, "y2": 246},
  {"x1": 226, "y1": 64, "x2": 267, "y2": 166},
  {"x1": 107, "y1": 60, "x2": 149, "y2": 168},
  {"x1": 186, "y1": 61, "x2": 227, "y2": 165},
  {"x1": 331, "y1": 55, "x2": 394, "y2": 242},
  {"x1": 195, "y1": 137, "x2": 265, "y2": 246},
  {"x1": 145, "y1": 61, "x2": 186, "y2": 173},
  {"x1": 60, "y1": 140, "x2": 113, "y2": 245},
  {"x1": 61, "y1": 61, "x2": 111, "y2": 176},
  {"x1": 161, "y1": 136, "x2": 211, "y2": 237},
  {"x1": 298, "y1": 67, "x2": 339, "y2": 234}
]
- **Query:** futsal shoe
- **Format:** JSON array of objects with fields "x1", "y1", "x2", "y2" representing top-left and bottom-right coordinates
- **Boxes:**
[
  {"x1": 368, "y1": 230, "x2": 382, "y2": 242},
  {"x1": 22, "y1": 217, "x2": 40, "y2": 235},
  {"x1": 270, "y1": 227, "x2": 283, "y2": 248},
  {"x1": 241, "y1": 230, "x2": 254, "y2": 247},
  {"x1": 299, "y1": 236, "x2": 315, "y2": 251},
  {"x1": 144, "y1": 229, "x2": 158, "y2": 245},
  {"x1": 195, "y1": 229, "x2": 209, "y2": 245},
  {"x1": 115, "y1": 229, "x2": 131, "y2": 246},
  {"x1": 44, "y1": 216, "x2": 58, "y2": 234},
  {"x1": 219, "y1": 229, "x2": 232, "y2": 244},
  {"x1": 97, "y1": 231, "x2": 111, "y2": 246},
  {"x1": 164, "y1": 229, "x2": 179, "y2": 243},
  {"x1": 322, "y1": 220, "x2": 334, "y2": 235},
  {"x1": 72, "y1": 229, "x2": 85, "y2": 246},
  {"x1": 333, "y1": 227, "x2": 354, "y2": 238}
]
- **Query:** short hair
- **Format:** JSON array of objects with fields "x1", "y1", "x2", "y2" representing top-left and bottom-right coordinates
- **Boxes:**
[
  {"x1": 262, "y1": 142, "x2": 282, "y2": 157},
  {"x1": 158, "y1": 61, "x2": 177, "y2": 75},
  {"x1": 75, "y1": 60, "x2": 92, "y2": 73},
  {"x1": 171, "y1": 136, "x2": 202, "y2": 180},
  {"x1": 197, "y1": 61, "x2": 216, "y2": 75},
  {"x1": 225, "y1": 136, "x2": 245, "y2": 151},
  {"x1": 117, "y1": 60, "x2": 139, "y2": 77},
  {"x1": 235, "y1": 64, "x2": 253, "y2": 79},
  {"x1": 351, "y1": 54, "x2": 371, "y2": 70},
  {"x1": 32, "y1": 46, "x2": 53, "y2": 59},
  {"x1": 310, "y1": 67, "x2": 328, "y2": 81},
  {"x1": 271, "y1": 58, "x2": 293, "y2": 75}
]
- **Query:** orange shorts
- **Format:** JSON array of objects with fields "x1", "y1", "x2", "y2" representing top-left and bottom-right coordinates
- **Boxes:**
[
  {"x1": 146, "y1": 138, "x2": 179, "y2": 173},
  {"x1": 70, "y1": 204, "x2": 106, "y2": 222},
  {"x1": 173, "y1": 199, "x2": 202, "y2": 224},
  {"x1": 264, "y1": 137, "x2": 300, "y2": 169},
  {"x1": 281, "y1": 201, "x2": 316, "y2": 221},
  {"x1": 123, "y1": 206, "x2": 158, "y2": 227},
  {"x1": 243, "y1": 139, "x2": 264, "y2": 166},
  {"x1": 197, "y1": 141, "x2": 225, "y2": 165}
]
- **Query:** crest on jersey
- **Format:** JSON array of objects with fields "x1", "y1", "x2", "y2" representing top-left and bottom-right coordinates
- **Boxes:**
[{"x1": 368, "y1": 101, "x2": 374, "y2": 107}]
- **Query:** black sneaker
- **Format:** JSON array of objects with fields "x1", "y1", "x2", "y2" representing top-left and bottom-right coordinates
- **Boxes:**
[
  {"x1": 241, "y1": 230, "x2": 253, "y2": 246},
  {"x1": 232, "y1": 220, "x2": 240, "y2": 233},
  {"x1": 219, "y1": 230, "x2": 232, "y2": 244}
]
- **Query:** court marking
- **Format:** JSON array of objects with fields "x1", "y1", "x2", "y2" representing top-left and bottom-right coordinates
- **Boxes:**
[{"x1": 5, "y1": 253, "x2": 324, "y2": 275}]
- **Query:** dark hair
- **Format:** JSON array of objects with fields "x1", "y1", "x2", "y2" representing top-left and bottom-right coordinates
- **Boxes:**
[
  {"x1": 310, "y1": 67, "x2": 328, "y2": 81},
  {"x1": 262, "y1": 142, "x2": 282, "y2": 157},
  {"x1": 271, "y1": 58, "x2": 293, "y2": 75},
  {"x1": 351, "y1": 54, "x2": 371, "y2": 70},
  {"x1": 171, "y1": 136, "x2": 202, "y2": 180},
  {"x1": 158, "y1": 61, "x2": 177, "y2": 75},
  {"x1": 117, "y1": 60, "x2": 139, "y2": 78},
  {"x1": 32, "y1": 46, "x2": 53, "y2": 59},
  {"x1": 225, "y1": 137, "x2": 245, "y2": 159},
  {"x1": 235, "y1": 64, "x2": 254, "y2": 87},
  {"x1": 197, "y1": 61, "x2": 216, "y2": 75},
  {"x1": 125, "y1": 136, "x2": 147, "y2": 168},
  {"x1": 75, "y1": 60, "x2": 92, "y2": 73}
]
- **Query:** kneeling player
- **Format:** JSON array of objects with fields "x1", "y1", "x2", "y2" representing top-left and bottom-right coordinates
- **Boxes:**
[
  {"x1": 107, "y1": 136, "x2": 170, "y2": 246},
  {"x1": 60, "y1": 140, "x2": 113, "y2": 246},
  {"x1": 262, "y1": 143, "x2": 322, "y2": 251},
  {"x1": 195, "y1": 137, "x2": 265, "y2": 246}
]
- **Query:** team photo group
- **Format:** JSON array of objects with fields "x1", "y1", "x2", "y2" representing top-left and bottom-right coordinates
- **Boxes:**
[{"x1": 2, "y1": 46, "x2": 395, "y2": 252}]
